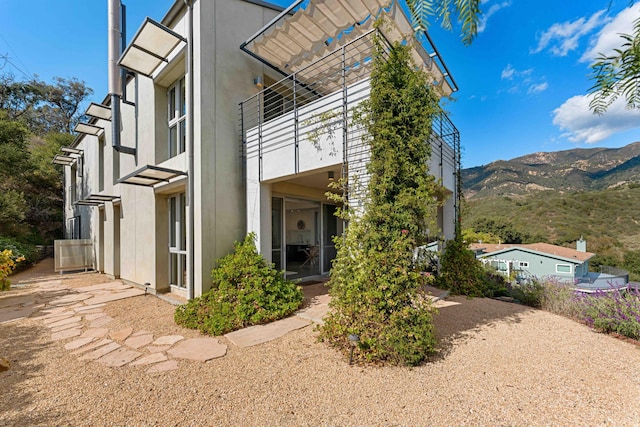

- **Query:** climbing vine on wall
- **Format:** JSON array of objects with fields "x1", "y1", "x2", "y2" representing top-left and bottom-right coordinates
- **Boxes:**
[{"x1": 319, "y1": 30, "x2": 445, "y2": 366}]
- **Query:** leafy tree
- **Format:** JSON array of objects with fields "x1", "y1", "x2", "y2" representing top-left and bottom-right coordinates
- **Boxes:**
[
  {"x1": 0, "y1": 73, "x2": 92, "y2": 243},
  {"x1": 0, "y1": 115, "x2": 30, "y2": 237},
  {"x1": 0, "y1": 74, "x2": 47, "y2": 125},
  {"x1": 0, "y1": 73, "x2": 92, "y2": 134},
  {"x1": 589, "y1": 15, "x2": 640, "y2": 114},
  {"x1": 39, "y1": 77, "x2": 93, "y2": 133},
  {"x1": 462, "y1": 227, "x2": 500, "y2": 244},
  {"x1": 472, "y1": 218, "x2": 526, "y2": 244},
  {"x1": 623, "y1": 250, "x2": 640, "y2": 279}
]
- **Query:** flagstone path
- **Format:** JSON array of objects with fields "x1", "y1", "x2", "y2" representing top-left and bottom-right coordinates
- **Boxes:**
[{"x1": 1, "y1": 279, "x2": 228, "y2": 374}]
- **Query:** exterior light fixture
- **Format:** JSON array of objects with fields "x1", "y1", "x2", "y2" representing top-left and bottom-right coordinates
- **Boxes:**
[
  {"x1": 348, "y1": 333, "x2": 359, "y2": 365},
  {"x1": 254, "y1": 75, "x2": 263, "y2": 88},
  {"x1": 328, "y1": 171, "x2": 335, "y2": 180}
]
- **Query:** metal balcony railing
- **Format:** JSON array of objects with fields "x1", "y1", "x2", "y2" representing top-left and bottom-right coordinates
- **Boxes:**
[{"x1": 239, "y1": 27, "x2": 461, "y2": 226}]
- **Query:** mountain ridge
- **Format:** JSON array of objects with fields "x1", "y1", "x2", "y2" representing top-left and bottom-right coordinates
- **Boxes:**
[{"x1": 462, "y1": 142, "x2": 640, "y2": 199}]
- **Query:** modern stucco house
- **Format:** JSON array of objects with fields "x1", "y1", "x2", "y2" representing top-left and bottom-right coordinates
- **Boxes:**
[
  {"x1": 54, "y1": 0, "x2": 461, "y2": 300},
  {"x1": 470, "y1": 239, "x2": 629, "y2": 290}
]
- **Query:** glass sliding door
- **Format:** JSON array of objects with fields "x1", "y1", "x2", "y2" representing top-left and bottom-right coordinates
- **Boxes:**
[
  {"x1": 271, "y1": 197, "x2": 283, "y2": 271},
  {"x1": 322, "y1": 204, "x2": 339, "y2": 273},
  {"x1": 284, "y1": 199, "x2": 321, "y2": 278},
  {"x1": 169, "y1": 193, "x2": 187, "y2": 289}
]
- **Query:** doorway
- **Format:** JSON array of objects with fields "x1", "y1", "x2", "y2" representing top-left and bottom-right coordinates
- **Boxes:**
[{"x1": 272, "y1": 197, "x2": 341, "y2": 279}]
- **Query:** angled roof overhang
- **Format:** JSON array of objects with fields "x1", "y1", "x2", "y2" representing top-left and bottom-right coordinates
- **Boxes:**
[
  {"x1": 118, "y1": 17, "x2": 187, "y2": 77},
  {"x1": 74, "y1": 122, "x2": 103, "y2": 136},
  {"x1": 85, "y1": 102, "x2": 112, "y2": 121},
  {"x1": 52, "y1": 155, "x2": 75, "y2": 166},
  {"x1": 241, "y1": 0, "x2": 456, "y2": 96},
  {"x1": 75, "y1": 194, "x2": 120, "y2": 207},
  {"x1": 118, "y1": 165, "x2": 186, "y2": 187},
  {"x1": 60, "y1": 146, "x2": 83, "y2": 156}
]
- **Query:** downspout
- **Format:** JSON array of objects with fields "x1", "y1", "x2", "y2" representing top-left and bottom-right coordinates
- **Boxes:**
[
  {"x1": 185, "y1": 0, "x2": 195, "y2": 300},
  {"x1": 108, "y1": 0, "x2": 122, "y2": 151}
]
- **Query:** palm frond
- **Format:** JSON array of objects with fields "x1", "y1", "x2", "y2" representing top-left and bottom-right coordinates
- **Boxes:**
[{"x1": 588, "y1": 14, "x2": 640, "y2": 114}]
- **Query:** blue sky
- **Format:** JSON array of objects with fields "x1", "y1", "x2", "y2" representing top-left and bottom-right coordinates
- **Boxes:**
[{"x1": 1, "y1": 0, "x2": 639, "y2": 167}]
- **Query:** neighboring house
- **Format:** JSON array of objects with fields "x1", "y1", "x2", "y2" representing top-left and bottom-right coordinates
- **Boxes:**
[
  {"x1": 470, "y1": 239, "x2": 628, "y2": 290},
  {"x1": 54, "y1": 0, "x2": 461, "y2": 300}
]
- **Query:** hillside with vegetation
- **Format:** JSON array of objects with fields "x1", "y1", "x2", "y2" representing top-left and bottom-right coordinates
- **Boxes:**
[
  {"x1": 461, "y1": 143, "x2": 640, "y2": 281},
  {"x1": 462, "y1": 142, "x2": 640, "y2": 199}
]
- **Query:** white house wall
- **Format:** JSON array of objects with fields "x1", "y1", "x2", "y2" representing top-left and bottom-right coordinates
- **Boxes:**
[
  {"x1": 246, "y1": 77, "x2": 459, "y2": 248},
  {"x1": 63, "y1": 0, "x2": 281, "y2": 298}
]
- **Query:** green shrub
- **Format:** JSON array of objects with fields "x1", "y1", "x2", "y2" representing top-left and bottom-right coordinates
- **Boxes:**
[
  {"x1": 174, "y1": 233, "x2": 303, "y2": 335},
  {"x1": 0, "y1": 249, "x2": 25, "y2": 291},
  {"x1": 481, "y1": 267, "x2": 509, "y2": 297},
  {"x1": 539, "y1": 279, "x2": 581, "y2": 317},
  {"x1": 509, "y1": 279, "x2": 545, "y2": 308},
  {"x1": 0, "y1": 236, "x2": 39, "y2": 271},
  {"x1": 436, "y1": 238, "x2": 488, "y2": 297},
  {"x1": 580, "y1": 288, "x2": 640, "y2": 340}
]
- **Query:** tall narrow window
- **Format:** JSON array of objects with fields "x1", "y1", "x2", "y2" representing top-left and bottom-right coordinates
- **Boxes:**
[
  {"x1": 69, "y1": 164, "x2": 78, "y2": 207},
  {"x1": 98, "y1": 135, "x2": 105, "y2": 192},
  {"x1": 168, "y1": 77, "x2": 186, "y2": 158},
  {"x1": 169, "y1": 193, "x2": 187, "y2": 288}
]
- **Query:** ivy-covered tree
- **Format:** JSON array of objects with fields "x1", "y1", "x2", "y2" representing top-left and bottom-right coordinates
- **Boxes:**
[{"x1": 320, "y1": 35, "x2": 443, "y2": 366}]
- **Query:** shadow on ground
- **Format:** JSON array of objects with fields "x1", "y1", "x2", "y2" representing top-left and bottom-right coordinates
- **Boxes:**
[
  {"x1": 299, "y1": 281, "x2": 328, "y2": 310},
  {"x1": 0, "y1": 322, "x2": 60, "y2": 426},
  {"x1": 431, "y1": 295, "x2": 534, "y2": 361}
]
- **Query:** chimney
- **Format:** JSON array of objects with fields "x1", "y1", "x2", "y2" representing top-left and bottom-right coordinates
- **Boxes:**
[
  {"x1": 108, "y1": 0, "x2": 122, "y2": 150},
  {"x1": 576, "y1": 237, "x2": 586, "y2": 252}
]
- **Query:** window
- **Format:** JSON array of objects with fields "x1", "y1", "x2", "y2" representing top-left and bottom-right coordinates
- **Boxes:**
[
  {"x1": 169, "y1": 193, "x2": 187, "y2": 288},
  {"x1": 98, "y1": 135, "x2": 105, "y2": 192},
  {"x1": 67, "y1": 216, "x2": 81, "y2": 239},
  {"x1": 168, "y1": 77, "x2": 186, "y2": 158},
  {"x1": 69, "y1": 164, "x2": 78, "y2": 206},
  {"x1": 519, "y1": 261, "x2": 529, "y2": 268},
  {"x1": 556, "y1": 264, "x2": 572, "y2": 274}
]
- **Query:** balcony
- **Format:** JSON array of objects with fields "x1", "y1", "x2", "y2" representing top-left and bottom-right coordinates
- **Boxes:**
[{"x1": 240, "y1": 28, "x2": 460, "y2": 194}]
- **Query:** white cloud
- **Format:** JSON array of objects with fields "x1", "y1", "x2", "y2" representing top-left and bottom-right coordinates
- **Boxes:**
[
  {"x1": 528, "y1": 82, "x2": 548, "y2": 95},
  {"x1": 532, "y1": 10, "x2": 607, "y2": 56},
  {"x1": 478, "y1": 1, "x2": 511, "y2": 33},
  {"x1": 501, "y1": 64, "x2": 532, "y2": 80},
  {"x1": 501, "y1": 64, "x2": 515, "y2": 79},
  {"x1": 580, "y1": 4, "x2": 639, "y2": 62},
  {"x1": 552, "y1": 94, "x2": 640, "y2": 143}
]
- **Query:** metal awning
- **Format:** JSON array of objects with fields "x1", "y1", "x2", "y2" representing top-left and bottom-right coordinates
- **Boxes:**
[
  {"x1": 74, "y1": 122, "x2": 103, "y2": 136},
  {"x1": 85, "y1": 102, "x2": 112, "y2": 121},
  {"x1": 241, "y1": 0, "x2": 456, "y2": 96},
  {"x1": 75, "y1": 194, "x2": 120, "y2": 207},
  {"x1": 118, "y1": 165, "x2": 186, "y2": 187},
  {"x1": 118, "y1": 17, "x2": 187, "y2": 77},
  {"x1": 52, "y1": 154, "x2": 75, "y2": 166},
  {"x1": 60, "y1": 147, "x2": 83, "y2": 155}
]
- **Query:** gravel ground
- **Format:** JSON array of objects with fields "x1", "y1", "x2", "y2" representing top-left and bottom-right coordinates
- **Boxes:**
[{"x1": 1, "y1": 260, "x2": 640, "y2": 426}]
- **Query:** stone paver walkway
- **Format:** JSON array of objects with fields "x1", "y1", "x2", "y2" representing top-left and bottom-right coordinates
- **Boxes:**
[
  {"x1": 2, "y1": 262, "x2": 460, "y2": 375},
  {"x1": 1, "y1": 277, "x2": 227, "y2": 374}
]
